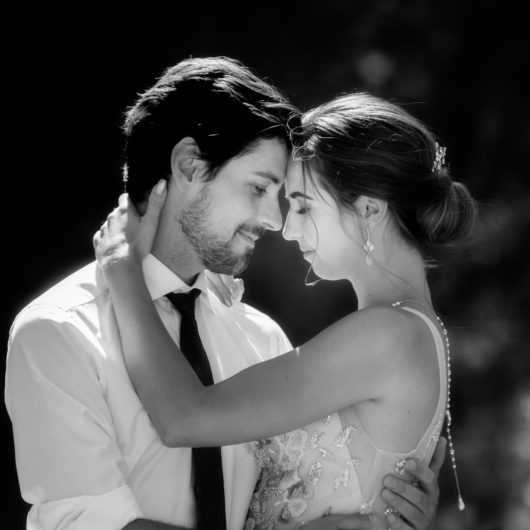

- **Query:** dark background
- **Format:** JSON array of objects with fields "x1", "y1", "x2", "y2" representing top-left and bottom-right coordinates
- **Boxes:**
[{"x1": 2, "y1": 2, "x2": 529, "y2": 529}]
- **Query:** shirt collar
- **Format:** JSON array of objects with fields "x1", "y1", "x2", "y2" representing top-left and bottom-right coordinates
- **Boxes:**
[
  {"x1": 142, "y1": 253, "x2": 205, "y2": 300},
  {"x1": 142, "y1": 253, "x2": 244, "y2": 311}
]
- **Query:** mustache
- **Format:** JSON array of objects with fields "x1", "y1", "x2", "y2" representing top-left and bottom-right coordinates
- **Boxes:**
[{"x1": 237, "y1": 224, "x2": 266, "y2": 240}]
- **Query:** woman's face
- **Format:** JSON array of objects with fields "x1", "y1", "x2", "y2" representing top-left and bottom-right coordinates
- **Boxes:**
[{"x1": 282, "y1": 159, "x2": 364, "y2": 281}]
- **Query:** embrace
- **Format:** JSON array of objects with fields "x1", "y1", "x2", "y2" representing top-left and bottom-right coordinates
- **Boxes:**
[{"x1": 6, "y1": 57, "x2": 475, "y2": 530}]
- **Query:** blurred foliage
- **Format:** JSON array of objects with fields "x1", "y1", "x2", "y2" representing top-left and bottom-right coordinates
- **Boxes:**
[{"x1": 2, "y1": 1, "x2": 528, "y2": 528}]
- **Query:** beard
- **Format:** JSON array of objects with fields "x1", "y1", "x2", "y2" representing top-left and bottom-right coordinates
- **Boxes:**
[{"x1": 180, "y1": 188, "x2": 261, "y2": 276}]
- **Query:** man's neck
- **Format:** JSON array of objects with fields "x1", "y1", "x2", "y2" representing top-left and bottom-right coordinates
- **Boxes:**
[
  {"x1": 151, "y1": 248, "x2": 203, "y2": 286},
  {"x1": 148, "y1": 187, "x2": 205, "y2": 285}
]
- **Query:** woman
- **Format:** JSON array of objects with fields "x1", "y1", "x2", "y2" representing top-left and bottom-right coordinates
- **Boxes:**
[{"x1": 94, "y1": 93, "x2": 475, "y2": 527}]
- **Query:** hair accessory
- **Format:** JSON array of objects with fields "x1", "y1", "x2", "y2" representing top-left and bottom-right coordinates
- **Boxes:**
[
  {"x1": 363, "y1": 225, "x2": 375, "y2": 265},
  {"x1": 432, "y1": 142, "x2": 447, "y2": 173}
]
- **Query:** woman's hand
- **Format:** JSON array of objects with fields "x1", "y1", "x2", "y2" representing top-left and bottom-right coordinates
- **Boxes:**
[{"x1": 93, "y1": 180, "x2": 167, "y2": 273}]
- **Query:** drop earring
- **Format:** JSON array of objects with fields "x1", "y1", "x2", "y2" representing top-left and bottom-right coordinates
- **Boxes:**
[{"x1": 363, "y1": 225, "x2": 374, "y2": 265}]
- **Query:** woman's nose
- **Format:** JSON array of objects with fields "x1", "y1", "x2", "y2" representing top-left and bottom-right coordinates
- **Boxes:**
[{"x1": 282, "y1": 210, "x2": 299, "y2": 242}]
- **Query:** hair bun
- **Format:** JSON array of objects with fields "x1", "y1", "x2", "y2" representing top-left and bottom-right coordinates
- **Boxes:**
[{"x1": 419, "y1": 180, "x2": 477, "y2": 250}]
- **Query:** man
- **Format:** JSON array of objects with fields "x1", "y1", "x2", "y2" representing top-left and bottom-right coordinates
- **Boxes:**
[{"x1": 6, "y1": 57, "x2": 443, "y2": 530}]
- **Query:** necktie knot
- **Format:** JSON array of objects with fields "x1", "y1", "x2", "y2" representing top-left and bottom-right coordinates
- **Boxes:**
[{"x1": 166, "y1": 289, "x2": 201, "y2": 317}]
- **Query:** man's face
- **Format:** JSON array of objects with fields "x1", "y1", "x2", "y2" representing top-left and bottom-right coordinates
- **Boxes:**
[{"x1": 180, "y1": 138, "x2": 288, "y2": 275}]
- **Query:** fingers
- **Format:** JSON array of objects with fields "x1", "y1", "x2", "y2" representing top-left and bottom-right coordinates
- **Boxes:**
[
  {"x1": 106, "y1": 206, "x2": 120, "y2": 231},
  {"x1": 145, "y1": 179, "x2": 167, "y2": 219},
  {"x1": 429, "y1": 436, "x2": 447, "y2": 477},
  {"x1": 92, "y1": 230, "x2": 101, "y2": 251},
  {"x1": 118, "y1": 192, "x2": 128, "y2": 210},
  {"x1": 404, "y1": 460, "x2": 437, "y2": 497},
  {"x1": 139, "y1": 180, "x2": 166, "y2": 242},
  {"x1": 384, "y1": 511, "x2": 413, "y2": 530},
  {"x1": 383, "y1": 458, "x2": 440, "y2": 529},
  {"x1": 382, "y1": 480, "x2": 429, "y2": 529}
]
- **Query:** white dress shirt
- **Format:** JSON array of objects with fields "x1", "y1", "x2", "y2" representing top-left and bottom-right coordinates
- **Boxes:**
[{"x1": 5, "y1": 255, "x2": 292, "y2": 530}]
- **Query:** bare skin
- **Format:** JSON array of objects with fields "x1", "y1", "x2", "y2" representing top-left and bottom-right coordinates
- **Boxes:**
[{"x1": 96, "y1": 182, "x2": 443, "y2": 529}]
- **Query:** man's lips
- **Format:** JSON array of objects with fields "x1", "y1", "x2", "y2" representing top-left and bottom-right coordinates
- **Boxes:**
[{"x1": 238, "y1": 230, "x2": 259, "y2": 244}]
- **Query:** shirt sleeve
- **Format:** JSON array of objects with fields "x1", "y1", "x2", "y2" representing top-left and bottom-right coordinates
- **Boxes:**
[
  {"x1": 269, "y1": 319, "x2": 293, "y2": 356},
  {"x1": 5, "y1": 304, "x2": 143, "y2": 530}
]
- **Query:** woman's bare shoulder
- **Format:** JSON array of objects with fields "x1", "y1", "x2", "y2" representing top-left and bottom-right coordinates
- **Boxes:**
[
  {"x1": 351, "y1": 305, "x2": 440, "y2": 375},
  {"x1": 342, "y1": 305, "x2": 417, "y2": 346},
  {"x1": 313, "y1": 305, "x2": 420, "y2": 371}
]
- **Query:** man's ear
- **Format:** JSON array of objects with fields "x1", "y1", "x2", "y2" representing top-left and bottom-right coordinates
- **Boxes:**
[
  {"x1": 354, "y1": 195, "x2": 388, "y2": 227},
  {"x1": 170, "y1": 137, "x2": 207, "y2": 184}
]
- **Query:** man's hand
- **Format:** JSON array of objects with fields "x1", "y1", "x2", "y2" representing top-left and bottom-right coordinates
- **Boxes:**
[{"x1": 382, "y1": 437, "x2": 447, "y2": 529}]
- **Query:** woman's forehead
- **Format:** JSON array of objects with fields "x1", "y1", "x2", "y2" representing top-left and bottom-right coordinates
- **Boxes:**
[
  {"x1": 285, "y1": 160, "x2": 337, "y2": 208},
  {"x1": 285, "y1": 160, "x2": 317, "y2": 193}
]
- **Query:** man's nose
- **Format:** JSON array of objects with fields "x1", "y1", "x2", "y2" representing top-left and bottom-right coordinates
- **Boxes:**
[{"x1": 260, "y1": 196, "x2": 283, "y2": 232}]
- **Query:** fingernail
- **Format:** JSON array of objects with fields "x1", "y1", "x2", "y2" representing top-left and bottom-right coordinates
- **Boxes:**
[
  {"x1": 384, "y1": 476, "x2": 397, "y2": 488},
  {"x1": 155, "y1": 179, "x2": 167, "y2": 195},
  {"x1": 406, "y1": 460, "x2": 417, "y2": 471},
  {"x1": 382, "y1": 489, "x2": 395, "y2": 501}
]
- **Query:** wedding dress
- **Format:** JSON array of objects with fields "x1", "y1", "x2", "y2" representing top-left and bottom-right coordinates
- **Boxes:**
[{"x1": 244, "y1": 306, "x2": 447, "y2": 529}]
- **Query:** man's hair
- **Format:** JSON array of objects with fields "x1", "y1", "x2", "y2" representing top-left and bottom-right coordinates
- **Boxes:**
[{"x1": 123, "y1": 56, "x2": 299, "y2": 204}]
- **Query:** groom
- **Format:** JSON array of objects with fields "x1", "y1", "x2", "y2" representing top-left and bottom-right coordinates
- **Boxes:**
[{"x1": 6, "y1": 57, "x2": 444, "y2": 530}]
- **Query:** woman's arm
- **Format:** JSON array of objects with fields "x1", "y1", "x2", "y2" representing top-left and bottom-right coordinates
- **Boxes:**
[
  {"x1": 108, "y1": 263, "x2": 413, "y2": 447},
  {"x1": 95, "y1": 190, "x2": 422, "y2": 448}
]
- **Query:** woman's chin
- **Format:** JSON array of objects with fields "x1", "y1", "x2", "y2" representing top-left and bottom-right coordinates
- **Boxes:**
[{"x1": 300, "y1": 253, "x2": 342, "y2": 282}]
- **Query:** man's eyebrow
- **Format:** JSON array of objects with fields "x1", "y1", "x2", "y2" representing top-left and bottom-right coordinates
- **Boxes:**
[
  {"x1": 287, "y1": 191, "x2": 314, "y2": 200},
  {"x1": 252, "y1": 171, "x2": 282, "y2": 185}
]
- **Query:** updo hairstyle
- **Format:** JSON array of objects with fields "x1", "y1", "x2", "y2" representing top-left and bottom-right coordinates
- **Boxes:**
[{"x1": 291, "y1": 93, "x2": 477, "y2": 262}]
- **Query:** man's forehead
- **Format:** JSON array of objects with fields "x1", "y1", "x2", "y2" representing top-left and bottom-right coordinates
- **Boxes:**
[{"x1": 252, "y1": 170, "x2": 284, "y2": 185}]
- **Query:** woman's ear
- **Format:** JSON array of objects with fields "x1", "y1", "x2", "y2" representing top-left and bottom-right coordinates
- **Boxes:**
[
  {"x1": 355, "y1": 195, "x2": 388, "y2": 227},
  {"x1": 170, "y1": 137, "x2": 207, "y2": 184}
]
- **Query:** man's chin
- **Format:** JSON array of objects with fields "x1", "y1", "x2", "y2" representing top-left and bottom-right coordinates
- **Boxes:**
[{"x1": 204, "y1": 250, "x2": 253, "y2": 276}]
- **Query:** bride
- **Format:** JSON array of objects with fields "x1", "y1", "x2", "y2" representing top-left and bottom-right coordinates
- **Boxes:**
[{"x1": 94, "y1": 93, "x2": 475, "y2": 528}]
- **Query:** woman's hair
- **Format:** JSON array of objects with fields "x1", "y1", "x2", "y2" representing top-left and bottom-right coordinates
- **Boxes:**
[{"x1": 292, "y1": 92, "x2": 477, "y2": 262}]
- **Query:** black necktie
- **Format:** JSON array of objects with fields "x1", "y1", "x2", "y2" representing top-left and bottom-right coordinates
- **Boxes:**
[{"x1": 166, "y1": 289, "x2": 227, "y2": 530}]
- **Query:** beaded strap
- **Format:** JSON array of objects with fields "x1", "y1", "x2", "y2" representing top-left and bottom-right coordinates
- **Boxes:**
[{"x1": 392, "y1": 300, "x2": 465, "y2": 511}]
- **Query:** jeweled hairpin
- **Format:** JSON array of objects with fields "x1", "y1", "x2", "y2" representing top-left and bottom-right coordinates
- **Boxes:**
[{"x1": 432, "y1": 142, "x2": 447, "y2": 173}]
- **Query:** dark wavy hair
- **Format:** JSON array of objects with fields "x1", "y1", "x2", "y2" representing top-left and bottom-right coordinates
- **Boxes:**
[
  {"x1": 292, "y1": 92, "x2": 477, "y2": 262},
  {"x1": 123, "y1": 56, "x2": 300, "y2": 204}
]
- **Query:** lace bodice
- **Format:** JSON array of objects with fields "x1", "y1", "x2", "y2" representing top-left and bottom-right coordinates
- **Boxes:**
[{"x1": 244, "y1": 306, "x2": 447, "y2": 529}]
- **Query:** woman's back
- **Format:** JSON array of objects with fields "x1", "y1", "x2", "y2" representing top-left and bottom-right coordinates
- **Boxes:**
[{"x1": 245, "y1": 304, "x2": 447, "y2": 528}]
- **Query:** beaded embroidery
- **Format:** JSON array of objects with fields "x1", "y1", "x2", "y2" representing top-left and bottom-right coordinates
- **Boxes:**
[
  {"x1": 245, "y1": 302, "x2": 456, "y2": 528},
  {"x1": 334, "y1": 426, "x2": 356, "y2": 448},
  {"x1": 245, "y1": 419, "x2": 361, "y2": 528}
]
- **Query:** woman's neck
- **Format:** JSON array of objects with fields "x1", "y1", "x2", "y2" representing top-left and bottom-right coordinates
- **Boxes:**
[{"x1": 352, "y1": 244, "x2": 432, "y2": 310}]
